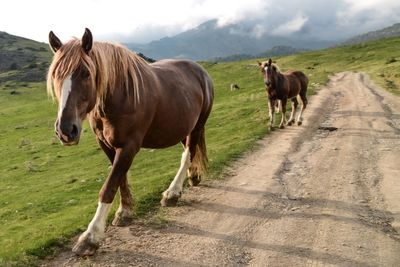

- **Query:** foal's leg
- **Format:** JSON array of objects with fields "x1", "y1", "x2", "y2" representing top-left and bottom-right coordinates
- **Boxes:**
[
  {"x1": 73, "y1": 143, "x2": 139, "y2": 256},
  {"x1": 161, "y1": 136, "x2": 191, "y2": 207},
  {"x1": 268, "y1": 99, "x2": 276, "y2": 129},
  {"x1": 297, "y1": 93, "x2": 308, "y2": 126},
  {"x1": 279, "y1": 98, "x2": 287, "y2": 129},
  {"x1": 275, "y1": 100, "x2": 281, "y2": 114},
  {"x1": 287, "y1": 97, "x2": 298, "y2": 126}
]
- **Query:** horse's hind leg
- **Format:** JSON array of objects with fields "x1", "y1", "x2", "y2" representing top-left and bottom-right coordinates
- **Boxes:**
[
  {"x1": 297, "y1": 93, "x2": 308, "y2": 126},
  {"x1": 160, "y1": 126, "x2": 208, "y2": 206},
  {"x1": 161, "y1": 137, "x2": 191, "y2": 207},
  {"x1": 287, "y1": 97, "x2": 298, "y2": 126}
]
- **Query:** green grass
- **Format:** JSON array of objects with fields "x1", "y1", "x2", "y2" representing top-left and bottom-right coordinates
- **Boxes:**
[{"x1": 0, "y1": 36, "x2": 399, "y2": 266}]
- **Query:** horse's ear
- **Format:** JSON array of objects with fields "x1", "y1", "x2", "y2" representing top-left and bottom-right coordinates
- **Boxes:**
[
  {"x1": 49, "y1": 31, "x2": 63, "y2": 53},
  {"x1": 257, "y1": 61, "x2": 262, "y2": 67},
  {"x1": 268, "y1": 58, "x2": 272, "y2": 65},
  {"x1": 81, "y1": 28, "x2": 93, "y2": 54}
]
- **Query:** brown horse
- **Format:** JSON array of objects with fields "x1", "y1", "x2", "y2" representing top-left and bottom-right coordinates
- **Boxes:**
[
  {"x1": 47, "y1": 28, "x2": 214, "y2": 256},
  {"x1": 258, "y1": 58, "x2": 308, "y2": 129}
]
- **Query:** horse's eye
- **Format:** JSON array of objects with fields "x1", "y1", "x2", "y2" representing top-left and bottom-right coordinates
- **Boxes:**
[{"x1": 81, "y1": 70, "x2": 90, "y2": 79}]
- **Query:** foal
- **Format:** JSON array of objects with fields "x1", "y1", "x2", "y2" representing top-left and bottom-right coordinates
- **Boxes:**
[{"x1": 258, "y1": 58, "x2": 308, "y2": 129}]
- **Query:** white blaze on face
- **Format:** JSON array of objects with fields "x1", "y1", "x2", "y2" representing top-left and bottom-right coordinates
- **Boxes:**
[
  {"x1": 264, "y1": 66, "x2": 270, "y2": 80},
  {"x1": 58, "y1": 75, "x2": 72, "y2": 119}
]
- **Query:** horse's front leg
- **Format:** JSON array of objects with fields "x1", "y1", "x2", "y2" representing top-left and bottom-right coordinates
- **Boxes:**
[
  {"x1": 268, "y1": 98, "x2": 276, "y2": 129},
  {"x1": 279, "y1": 98, "x2": 287, "y2": 129},
  {"x1": 97, "y1": 139, "x2": 134, "y2": 227},
  {"x1": 72, "y1": 143, "x2": 139, "y2": 256}
]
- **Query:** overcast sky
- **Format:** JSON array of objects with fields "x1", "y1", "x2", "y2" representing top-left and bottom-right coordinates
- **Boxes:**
[{"x1": 1, "y1": 0, "x2": 399, "y2": 44}]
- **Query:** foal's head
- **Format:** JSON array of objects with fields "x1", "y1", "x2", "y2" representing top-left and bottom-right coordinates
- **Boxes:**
[
  {"x1": 47, "y1": 28, "x2": 97, "y2": 146},
  {"x1": 258, "y1": 58, "x2": 279, "y2": 88}
]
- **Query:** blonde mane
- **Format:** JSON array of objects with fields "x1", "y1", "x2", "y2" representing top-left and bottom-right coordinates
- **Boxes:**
[
  {"x1": 47, "y1": 39, "x2": 150, "y2": 108},
  {"x1": 272, "y1": 63, "x2": 281, "y2": 73}
]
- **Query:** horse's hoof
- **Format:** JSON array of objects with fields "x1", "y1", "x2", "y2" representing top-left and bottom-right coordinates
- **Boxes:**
[
  {"x1": 287, "y1": 121, "x2": 294, "y2": 126},
  {"x1": 297, "y1": 121, "x2": 302, "y2": 126},
  {"x1": 160, "y1": 195, "x2": 179, "y2": 207},
  {"x1": 112, "y1": 210, "x2": 134, "y2": 227},
  {"x1": 280, "y1": 125, "x2": 285, "y2": 129},
  {"x1": 188, "y1": 175, "x2": 201, "y2": 186},
  {"x1": 72, "y1": 237, "x2": 99, "y2": 257}
]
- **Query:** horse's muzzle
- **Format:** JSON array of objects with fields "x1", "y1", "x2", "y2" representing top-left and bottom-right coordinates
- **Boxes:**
[{"x1": 55, "y1": 119, "x2": 81, "y2": 146}]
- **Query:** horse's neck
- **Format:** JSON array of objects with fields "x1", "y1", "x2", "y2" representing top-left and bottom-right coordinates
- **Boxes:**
[{"x1": 270, "y1": 72, "x2": 283, "y2": 91}]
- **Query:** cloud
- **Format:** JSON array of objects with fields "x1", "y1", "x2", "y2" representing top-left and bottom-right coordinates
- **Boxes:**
[
  {"x1": 271, "y1": 14, "x2": 309, "y2": 36},
  {"x1": 0, "y1": 0, "x2": 399, "y2": 44}
]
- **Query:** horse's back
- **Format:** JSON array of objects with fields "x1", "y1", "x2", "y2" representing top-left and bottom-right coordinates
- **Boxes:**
[
  {"x1": 285, "y1": 70, "x2": 308, "y2": 95},
  {"x1": 150, "y1": 59, "x2": 214, "y2": 110}
]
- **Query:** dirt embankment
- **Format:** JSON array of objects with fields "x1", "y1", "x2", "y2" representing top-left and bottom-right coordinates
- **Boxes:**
[{"x1": 43, "y1": 72, "x2": 400, "y2": 267}]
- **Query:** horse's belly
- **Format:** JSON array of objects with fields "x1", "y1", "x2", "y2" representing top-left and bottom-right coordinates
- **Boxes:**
[
  {"x1": 141, "y1": 127, "x2": 189, "y2": 148},
  {"x1": 141, "y1": 116, "x2": 198, "y2": 149}
]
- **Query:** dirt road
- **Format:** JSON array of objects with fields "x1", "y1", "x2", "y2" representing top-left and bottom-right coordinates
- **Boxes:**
[{"x1": 43, "y1": 72, "x2": 400, "y2": 267}]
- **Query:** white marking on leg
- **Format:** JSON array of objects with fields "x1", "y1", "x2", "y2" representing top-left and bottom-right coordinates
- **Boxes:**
[
  {"x1": 280, "y1": 112, "x2": 286, "y2": 127},
  {"x1": 163, "y1": 148, "x2": 191, "y2": 199},
  {"x1": 276, "y1": 100, "x2": 281, "y2": 114},
  {"x1": 297, "y1": 108, "x2": 304, "y2": 122},
  {"x1": 297, "y1": 101, "x2": 305, "y2": 123},
  {"x1": 78, "y1": 202, "x2": 111, "y2": 244},
  {"x1": 288, "y1": 101, "x2": 297, "y2": 124},
  {"x1": 268, "y1": 100, "x2": 276, "y2": 127}
]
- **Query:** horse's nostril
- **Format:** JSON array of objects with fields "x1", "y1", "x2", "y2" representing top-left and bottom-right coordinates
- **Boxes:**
[{"x1": 70, "y1": 124, "x2": 78, "y2": 139}]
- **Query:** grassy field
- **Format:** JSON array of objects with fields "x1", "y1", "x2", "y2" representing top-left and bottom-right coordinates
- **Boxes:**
[{"x1": 0, "y1": 36, "x2": 399, "y2": 266}]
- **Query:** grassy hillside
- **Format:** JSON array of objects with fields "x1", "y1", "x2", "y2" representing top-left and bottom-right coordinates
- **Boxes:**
[
  {"x1": 0, "y1": 31, "x2": 51, "y2": 84},
  {"x1": 0, "y1": 36, "x2": 399, "y2": 266},
  {"x1": 343, "y1": 23, "x2": 400, "y2": 45}
]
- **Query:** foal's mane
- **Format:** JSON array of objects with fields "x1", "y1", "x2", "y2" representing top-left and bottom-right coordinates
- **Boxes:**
[
  {"x1": 264, "y1": 62, "x2": 281, "y2": 73},
  {"x1": 47, "y1": 38, "x2": 150, "y2": 108}
]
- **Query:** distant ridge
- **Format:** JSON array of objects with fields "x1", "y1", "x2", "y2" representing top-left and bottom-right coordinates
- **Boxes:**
[
  {"x1": 343, "y1": 23, "x2": 400, "y2": 45},
  {"x1": 128, "y1": 19, "x2": 335, "y2": 61},
  {"x1": 212, "y1": 46, "x2": 303, "y2": 62}
]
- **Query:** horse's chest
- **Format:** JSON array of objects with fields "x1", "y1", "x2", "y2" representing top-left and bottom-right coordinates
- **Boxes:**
[
  {"x1": 89, "y1": 116, "x2": 119, "y2": 147},
  {"x1": 268, "y1": 87, "x2": 285, "y2": 100}
]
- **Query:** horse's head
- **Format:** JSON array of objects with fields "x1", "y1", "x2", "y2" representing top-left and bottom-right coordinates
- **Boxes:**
[
  {"x1": 47, "y1": 28, "x2": 97, "y2": 146},
  {"x1": 257, "y1": 58, "x2": 278, "y2": 88}
]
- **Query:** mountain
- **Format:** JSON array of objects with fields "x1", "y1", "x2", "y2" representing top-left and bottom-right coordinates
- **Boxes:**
[
  {"x1": 0, "y1": 31, "x2": 52, "y2": 84},
  {"x1": 127, "y1": 19, "x2": 336, "y2": 61},
  {"x1": 343, "y1": 23, "x2": 400, "y2": 45}
]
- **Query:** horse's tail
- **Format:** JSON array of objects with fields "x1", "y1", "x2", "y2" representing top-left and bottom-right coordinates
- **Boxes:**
[
  {"x1": 188, "y1": 127, "x2": 209, "y2": 186},
  {"x1": 193, "y1": 127, "x2": 208, "y2": 176},
  {"x1": 300, "y1": 72, "x2": 309, "y2": 94}
]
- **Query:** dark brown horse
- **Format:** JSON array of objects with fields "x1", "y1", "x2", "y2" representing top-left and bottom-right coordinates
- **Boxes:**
[
  {"x1": 258, "y1": 58, "x2": 308, "y2": 129},
  {"x1": 47, "y1": 28, "x2": 214, "y2": 256}
]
